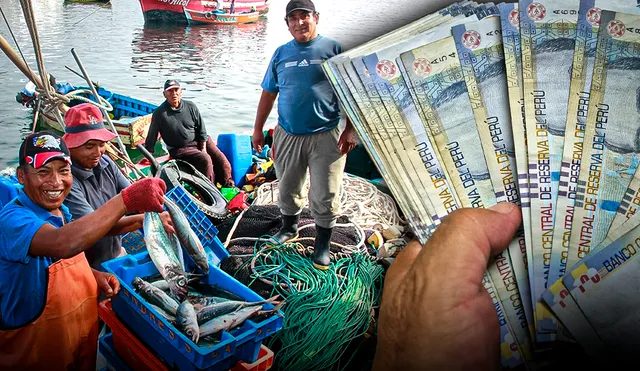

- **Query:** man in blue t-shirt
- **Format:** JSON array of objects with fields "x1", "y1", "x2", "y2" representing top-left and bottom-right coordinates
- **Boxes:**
[
  {"x1": 0, "y1": 132, "x2": 167, "y2": 369},
  {"x1": 252, "y1": 0, "x2": 357, "y2": 270}
]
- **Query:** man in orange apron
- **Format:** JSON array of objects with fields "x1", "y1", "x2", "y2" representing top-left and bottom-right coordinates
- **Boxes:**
[{"x1": 0, "y1": 132, "x2": 168, "y2": 370}]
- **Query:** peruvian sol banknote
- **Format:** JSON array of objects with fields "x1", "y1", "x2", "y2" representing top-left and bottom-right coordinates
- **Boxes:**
[
  {"x1": 563, "y1": 205, "x2": 640, "y2": 362},
  {"x1": 567, "y1": 10, "x2": 640, "y2": 269},
  {"x1": 398, "y1": 36, "x2": 497, "y2": 210},
  {"x1": 548, "y1": 0, "x2": 640, "y2": 295},
  {"x1": 519, "y1": 0, "x2": 580, "y2": 337},
  {"x1": 451, "y1": 16, "x2": 535, "y2": 357}
]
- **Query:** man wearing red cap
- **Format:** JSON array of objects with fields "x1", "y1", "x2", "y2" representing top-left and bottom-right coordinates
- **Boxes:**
[
  {"x1": 252, "y1": 0, "x2": 357, "y2": 270},
  {"x1": 144, "y1": 79, "x2": 234, "y2": 187},
  {"x1": 0, "y1": 132, "x2": 166, "y2": 369},
  {"x1": 62, "y1": 103, "x2": 174, "y2": 271}
]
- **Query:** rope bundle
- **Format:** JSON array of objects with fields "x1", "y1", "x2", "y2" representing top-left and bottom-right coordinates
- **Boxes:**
[{"x1": 244, "y1": 240, "x2": 384, "y2": 371}]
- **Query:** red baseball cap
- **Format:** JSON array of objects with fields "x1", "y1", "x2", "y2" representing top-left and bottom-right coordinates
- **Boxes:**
[{"x1": 62, "y1": 103, "x2": 117, "y2": 149}]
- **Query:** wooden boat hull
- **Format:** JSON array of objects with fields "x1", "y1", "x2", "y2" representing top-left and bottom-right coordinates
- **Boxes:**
[
  {"x1": 184, "y1": 8, "x2": 260, "y2": 24},
  {"x1": 139, "y1": 0, "x2": 268, "y2": 23}
]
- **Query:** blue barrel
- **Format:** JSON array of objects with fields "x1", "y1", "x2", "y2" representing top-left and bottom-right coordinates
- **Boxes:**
[{"x1": 216, "y1": 134, "x2": 253, "y2": 187}]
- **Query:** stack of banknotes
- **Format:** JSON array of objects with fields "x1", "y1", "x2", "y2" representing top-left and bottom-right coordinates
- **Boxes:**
[{"x1": 322, "y1": 0, "x2": 640, "y2": 368}]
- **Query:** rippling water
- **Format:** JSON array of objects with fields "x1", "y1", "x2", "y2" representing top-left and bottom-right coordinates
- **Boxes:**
[{"x1": 0, "y1": 0, "x2": 456, "y2": 167}]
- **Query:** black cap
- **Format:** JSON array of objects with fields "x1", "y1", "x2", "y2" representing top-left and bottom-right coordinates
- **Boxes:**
[
  {"x1": 285, "y1": 0, "x2": 315, "y2": 17},
  {"x1": 164, "y1": 79, "x2": 181, "y2": 91},
  {"x1": 19, "y1": 132, "x2": 71, "y2": 169}
]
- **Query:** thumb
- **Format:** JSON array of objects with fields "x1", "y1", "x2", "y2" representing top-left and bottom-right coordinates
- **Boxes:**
[
  {"x1": 414, "y1": 203, "x2": 521, "y2": 300},
  {"x1": 381, "y1": 240, "x2": 422, "y2": 300}
]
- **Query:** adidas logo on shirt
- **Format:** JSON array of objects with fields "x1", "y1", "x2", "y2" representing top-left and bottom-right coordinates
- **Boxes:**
[{"x1": 297, "y1": 59, "x2": 309, "y2": 67}]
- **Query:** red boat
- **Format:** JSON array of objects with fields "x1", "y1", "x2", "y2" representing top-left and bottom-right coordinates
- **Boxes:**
[{"x1": 138, "y1": 0, "x2": 269, "y2": 23}]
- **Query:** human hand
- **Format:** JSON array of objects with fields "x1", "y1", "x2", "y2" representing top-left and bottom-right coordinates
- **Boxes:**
[
  {"x1": 373, "y1": 203, "x2": 521, "y2": 371},
  {"x1": 121, "y1": 178, "x2": 166, "y2": 213},
  {"x1": 92, "y1": 269, "x2": 121, "y2": 298},
  {"x1": 337, "y1": 126, "x2": 357, "y2": 155},
  {"x1": 252, "y1": 129, "x2": 265, "y2": 154},
  {"x1": 158, "y1": 211, "x2": 175, "y2": 235}
]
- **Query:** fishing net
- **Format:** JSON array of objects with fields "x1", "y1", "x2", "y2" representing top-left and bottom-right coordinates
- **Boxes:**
[{"x1": 216, "y1": 175, "x2": 403, "y2": 371}]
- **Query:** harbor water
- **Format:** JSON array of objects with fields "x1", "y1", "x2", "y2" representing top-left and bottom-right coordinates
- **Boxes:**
[{"x1": 0, "y1": 0, "x2": 456, "y2": 167}]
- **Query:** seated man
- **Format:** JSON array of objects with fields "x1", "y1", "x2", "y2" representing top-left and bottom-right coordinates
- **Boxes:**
[
  {"x1": 144, "y1": 79, "x2": 235, "y2": 187},
  {"x1": 0, "y1": 132, "x2": 166, "y2": 369},
  {"x1": 62, "y1": 103, "x2": 173, "y2": 271}
]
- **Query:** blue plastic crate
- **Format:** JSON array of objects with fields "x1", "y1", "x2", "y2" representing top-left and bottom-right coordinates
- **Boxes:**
[
  {"x1": 102, "y1": 252, "x2": 284, "y2": 370},
  {"x1": 99, "y1": 333, "x2": 131, "y2": 371},
  {"x1": 166, "y1": 186, "x2": 229, "y2": 266},
  {"x1": 121, "y1": 229, "x2": 146, "y2": 254}
]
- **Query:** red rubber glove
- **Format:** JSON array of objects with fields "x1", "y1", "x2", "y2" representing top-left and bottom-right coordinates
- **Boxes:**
[{"x1": 121, "y1": 178, "x2": 166, "y2": 213}]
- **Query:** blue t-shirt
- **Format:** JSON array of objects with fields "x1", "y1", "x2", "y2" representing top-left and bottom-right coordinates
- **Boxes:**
[
  {"x1": 261, "y1": 35, "x2": 344, "y2": 135},
  {"x1": 0, "y1": 176, "x2": 20, "y2": 209},
  {"x1": 0, "y1": 191, "x2": 71, "y2": 328}
]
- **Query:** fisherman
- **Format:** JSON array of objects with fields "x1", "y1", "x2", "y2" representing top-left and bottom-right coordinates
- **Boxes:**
[
  {"x1": 0, "y1": 132, "x2": 167, "y2": 369},
  {"x1": 251, "y1": 0, "x2": 357, "y2": 270},
  {"x1": 62, "y1": 103, "x2": 174, "y2": 271},
  {"x1": 145, "y1": 79, "x2": 235, "y2": 187}
]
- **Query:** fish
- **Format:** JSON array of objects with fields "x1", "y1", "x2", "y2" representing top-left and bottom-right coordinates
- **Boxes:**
[
  {"x1": 189, "y1": 296, "x2": 231, "y2": 308},
  {"x1": 150, "y1": 304, "x2": 176, "y2": 324},
  {"x1": 164, "y1": 196, "x2": 209, "y2": 274},
  {"x1": 143, "y1": 212, "x2": 188, "y2": 301},
  {"x1": 198, "y1": 302, "x2": 284, "y2": 339},
  {"x1": 132, "y1": 277, "x2": 180, "y2": 315},
  {"x1": 188, "y1": 282, "x2": 245, "y2": 301},
  {"x1": 196, "y1": 295, "x2": 280, "y2": 325},
  {"x1": 151, "y1": 279, "x2": 170, "y2": 291},
  {"x1": 176, "y1": 300, "x2": 200, "y2": 343}
]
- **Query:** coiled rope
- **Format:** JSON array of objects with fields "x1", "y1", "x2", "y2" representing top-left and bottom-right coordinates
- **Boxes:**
[{"x1": 243, "y1": 240, "x2": 384, "y2": 371}]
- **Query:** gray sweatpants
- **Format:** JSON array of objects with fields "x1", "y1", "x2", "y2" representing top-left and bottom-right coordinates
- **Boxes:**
[{"x1": 273, "y1": 125, "x2": 346, "y2": 229}]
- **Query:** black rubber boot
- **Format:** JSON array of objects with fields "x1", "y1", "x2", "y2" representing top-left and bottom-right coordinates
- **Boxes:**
[
  {"x1": 313, "y1": 226, "x2": 333, "y2": 270},
  {"x1": 271, "y1": 214, "x2": 299, "y2": 244}
]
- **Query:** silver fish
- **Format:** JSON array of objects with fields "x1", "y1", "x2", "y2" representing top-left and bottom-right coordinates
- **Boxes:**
[
  {"x1": 150, "y1": 304, "x2": 176, "y2": 324},
  {"x1": 198, "y1": 302, "x2": 283, "y2": 339},
  {"x1": 189, "y1": 296, "x2": 231, "y2": 308},
  {"x1": 151, "y1": 279, "x2": 170, "y2": 291},
  {"x1": 143, "y1": 212, "x2": 188, "y2": 301},
  {"x1": 177, "y1": 300, "x2": 200, "y2": 343},
  {"x1": 196, "y1": 295, "x2": 280, "y2": 325},
  {"x1": 132, "y1": 277, "x2": 180, "y2": 316},
  {"x1": 164, "y1": 197, "x2": 209, "y2": 274}
]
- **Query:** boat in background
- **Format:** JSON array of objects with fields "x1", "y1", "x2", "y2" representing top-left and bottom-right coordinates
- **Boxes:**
[
  {"x1": 184, "y1": 8, "x2": 260, "y2": 25},
  {"x1": 139, "y1": 0, "x2": 269, "y2": 23}
]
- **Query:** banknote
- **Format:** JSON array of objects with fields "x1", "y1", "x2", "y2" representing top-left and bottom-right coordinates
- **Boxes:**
[
  {"x1": 610, "y1": 170, "x2": 640, "y2": 231},
  {"x1": 549, "y1": 0, "x2": 640, "y2": 291},
  {"x1": 541, "y1": 278, "x2": 607, "y2": 359},
  {"x1": 567, "y1": 10, "x2": 640, "y2": 267},
  {"x1": 398, "y1": 36, "x2": 497, "y2": 209},
  {"x1": 360, "y1": 17, "x2": 478, "y2": 225},
  {"x1": 323, "y1": 11, "x2": 456, "y2": 242},
  {"x1": 520, "y1": 0, "x2": 581, "y2": 335},
  {"x1": 563, "y1": 206, "x2": 640, "y2": 360},
  {"x1": 483, "y1": 272, "x2": 524, "y2": 369},
  {"x1": 498, "y1": 2, "x2": 543, "y2": 345},
  {"x1": 451, "y1": 15, "x2": 535, "y2": 351}
]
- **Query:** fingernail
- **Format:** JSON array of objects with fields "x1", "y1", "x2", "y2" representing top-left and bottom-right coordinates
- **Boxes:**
[{"x1": 489, "y1": 202, "x2": 516, "y2": 214}]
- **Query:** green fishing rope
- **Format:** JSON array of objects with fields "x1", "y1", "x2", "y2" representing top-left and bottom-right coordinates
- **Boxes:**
[{"x1": 241, "y1": 238, "x2": 384, "y2": 371}]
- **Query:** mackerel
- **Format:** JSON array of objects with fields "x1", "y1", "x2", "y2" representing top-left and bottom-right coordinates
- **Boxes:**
[
  {"x1": 198, "y1": 302, "x2": 284, "y2": 339},
  {"x1": 143, "y1": 212, "x2": 188, "y2": 301},
  {"x1": 133, "y1": 277, "x2": 180, "y2": 315},
  {"x1": 164, "y1": 197, "x2": 209, "y2": 274},
  {"x1": 196, "y1": 295, "x2": 280, "y2": 324},
  {"x1": 176, "y1": 300, "x2": 200, "y2": 343}
]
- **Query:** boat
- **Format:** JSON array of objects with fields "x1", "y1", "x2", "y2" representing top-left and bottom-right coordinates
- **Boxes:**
[
  {"x1": 138, "y1": 0, "x2": 269, "y2": 23},
  {"x1": 184, "y1": 8, "x2": 260, "y2": 25}
]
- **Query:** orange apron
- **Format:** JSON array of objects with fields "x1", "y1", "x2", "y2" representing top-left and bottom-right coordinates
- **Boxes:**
[{"x1": 0, "y1": 252, "x2": 99, "y2": 370}]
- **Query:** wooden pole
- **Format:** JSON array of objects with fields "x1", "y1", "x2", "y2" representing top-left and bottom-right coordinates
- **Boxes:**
[{"x1": 0, "y1": 34, "x2": 43, "y2": 89}]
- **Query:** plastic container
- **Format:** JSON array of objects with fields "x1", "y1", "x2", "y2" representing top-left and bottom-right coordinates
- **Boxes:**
[
  {"x1": 99, "y1": 300, "x2": 168, "y2": 371},
  {"x1": 99, "y1": 333, "x2": 131, "y2": 371},
  {"x1": 165, "y1": 185, "x2": 229, "y2": 266},
  {"x1": 217, "y1": 134, "x2": 253, "y2": 187},
  {"x1": 102, "y1": 252, "x2": 284, "y2": 371},
  {"x1": 231, "y1": 345, "x2": 274, "y2": 371},
  {"x1": 121, "y1": 229, "x2": 147, "y2": 254}
]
